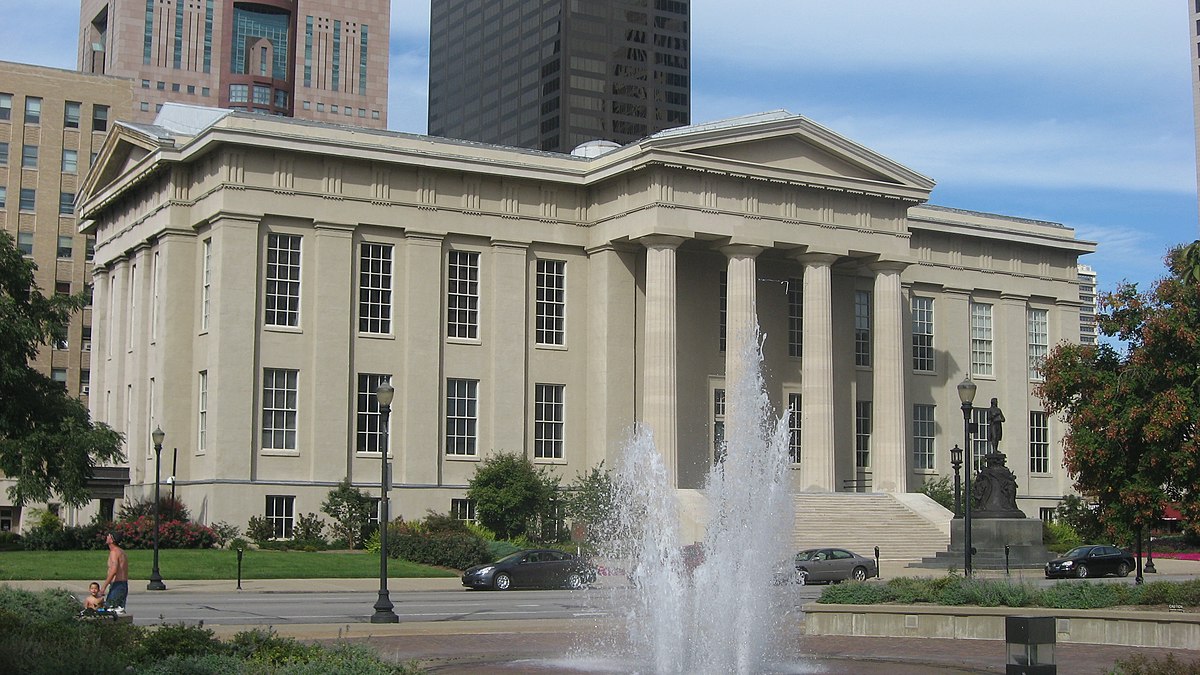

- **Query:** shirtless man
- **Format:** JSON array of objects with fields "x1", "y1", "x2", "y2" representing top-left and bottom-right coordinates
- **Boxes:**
[{"x1": 100, "y1": 532, "x2": 129, "y2": 611}]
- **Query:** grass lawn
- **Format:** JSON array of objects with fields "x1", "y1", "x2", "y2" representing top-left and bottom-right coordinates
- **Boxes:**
[{"x1": 0, "y1": 549, "x2": 459, "y2": 581}]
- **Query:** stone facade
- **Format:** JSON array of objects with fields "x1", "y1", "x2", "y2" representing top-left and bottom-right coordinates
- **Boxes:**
[{"x1": 76, "y1": 107, "x2": 1094, "y2": 533}]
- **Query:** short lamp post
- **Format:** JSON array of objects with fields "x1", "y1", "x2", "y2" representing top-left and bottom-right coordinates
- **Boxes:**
[
  {"x1": 958, "y1": 377, "x2": 977, "y2": 578},
  {"x1": 950, "y1": 444, "x2": 964, "y2": 518},
  {"x1": 371, "y1": 382, "x2": 399, "y2": 623},
  {"x1": 1146, "y1": 533, "x2": 1157, "y2": 574},
  {"x1": 147, "y1": 425, "x2": 166, "y2": 591}
]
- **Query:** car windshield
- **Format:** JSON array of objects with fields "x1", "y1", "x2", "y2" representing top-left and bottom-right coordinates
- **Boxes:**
[
  {"x1": 495, "y1": 551, "x2": 527, "y2": 565},
  {"x1": 796, "y1": 550, "x2": 819, "y2": 561},
  {"x1": 1064, "y1": 546, "x2": 1093, "y2": 558}
]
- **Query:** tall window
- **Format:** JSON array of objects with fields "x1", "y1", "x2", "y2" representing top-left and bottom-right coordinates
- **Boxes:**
[
  {"x1": 535, "y1": 260, "x2": 566, "y2": 345},
  {"x1": 19, "y1": 188, "x2": 34, "y2": 212},
  {"x1": 201, "y1": 239, "x2": 211, "y2": 331},
  {"x1": 265, "y1": 495, "x2": 295, "y2": 539},
  {"x1": 358, "y1": 243, "x2": 392, "y2": 334},
  {"x1": 64, "y1": 101, "x2": 81, "y2": 128},
  {"x1": 0, "y1": 93, "x2": 11, "y2": 121},
  {"x1": 0, "y1": 141, "x2": 6, "y2": 165},
  {"x1": 356, "y1": 373, "x2": 390, "y2": 452},
  {"x1": 718, "y1": 271, "x2": 727, "y2": 352},
  {"x1": 59, "y1": 192, "x2": 75, "y2": 215},
  {"x1": 265, "y1": 233, "x2": 301, "y2": 327},
  {"x1": 913, "y1": 404, "x2": 936, "y2": 470},
  {"x1": 22, "y1": 144, "x2": 37, "y2": 169},
  {"x1": 62, "y1": 149, "x2": 77, "y2": 173},
  {"x1": 92, "y1": 104, "x2": 108, "y2": 132},
  {"x1": 447, "y1": 251, "x2": 479, "y2": 339},
  {"x1": 971, "y1": 408, "x2": 990, "y2": 465},
  {"x1": 534, "y1": 383, "x2": 565, "y2": 459},
  {"x1": 854, "y1": 290, "x2": 871, "y2": 366},
  {"x1": 17, "y1": 231, "x2": 33, "y2": 255},
  {"x1": 0, "y1": 186, "x2": 5, "y2": 209},
  {"x1": 451, "y1": 498, "x2": 476, "y2": 522},
  {"x1": 855, "y1": 401, "x2": 872, "y2": 469},
  {"x1": 445, "y1": 378, "x2": 478, "y2": 456},
  {"x1": 713, "y1": 388, "x2": 726, "y2": 460},
  {"x1": 788, "y1": 277, "x2": 803, "y2": 358},
  {"x1": 198, "y1": 367, "x2": 207, "y2": 451},
  {"x1": 261, "y1": 368, "x2": 298, "y2": 450},
  {"x1": 1029, "y1": 411, "x2": 1049, "y2": 474},
  {"x1": 787, "y1": 393, "x2": 802, "y2": 464},
  {"x1": 24, "y1": 97, "x2": 41, "y2": 124},
  {"x1": 970, "y1": 302, "x2": 993, "y2": 377},
  {"x1": 57, "y1": 235, "x2": 73, "y2": 259},
  {"x1": 1027, "y1": 308, "x2": 1049, "y2": 380}
]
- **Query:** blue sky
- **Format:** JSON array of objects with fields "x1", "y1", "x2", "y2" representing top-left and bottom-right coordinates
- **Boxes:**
[{"x1": 3, "y1": 1, "x2": 1196, "y2": 296}]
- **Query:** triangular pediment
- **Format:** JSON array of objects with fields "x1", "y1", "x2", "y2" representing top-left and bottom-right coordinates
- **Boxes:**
[
  {"x1": 687, "y1": 136, "x2": 891, "y2": 183},
  {"x1": 78, "y1": 124, "x2": 173, "y2": 214}
]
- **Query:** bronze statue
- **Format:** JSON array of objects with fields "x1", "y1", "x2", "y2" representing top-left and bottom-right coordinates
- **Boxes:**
[{"x1": 987, "y1": 398, "x2": 1004, "y2": 453}]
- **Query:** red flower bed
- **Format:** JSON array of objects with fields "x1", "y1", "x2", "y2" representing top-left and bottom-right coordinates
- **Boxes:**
[{"x1": 109, "y1": 517, "x2": 217, "y2": 549}]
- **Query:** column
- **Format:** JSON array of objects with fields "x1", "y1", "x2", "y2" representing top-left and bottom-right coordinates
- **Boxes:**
[
  {"x1": 641, "y1": 235, "x2": 684, "y2": 487},
  {"x1": 489, "y1": 241, "x2": 529, "y2": 454},
  {"x1": 871, "y1": 261, "x2": 909, "y2": 493},
  {"x1": 797, "y1": 253, "x2": 838, "y2": 492},
  {"x1": 720, "y1": 244, "x2": 763, "y2": 393},
  {"x1": 308, "y1": 223, "x2": 354, "y2": 480},
  {"x1": 400, "y1": 232, "x2": 445, "y2": 486}
]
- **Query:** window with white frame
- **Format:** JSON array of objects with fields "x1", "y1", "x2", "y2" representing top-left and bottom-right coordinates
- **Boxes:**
[
  {"x1": 971, "y1": 408, "x2": 990, "y2": 465},
  {"x1": 197, "y1": 371, "x2": 207, "y2": 453},
  {"x1": 970, "y1": 302, "x2": 993, "y2": 377},
  {"x1": 718, "y1": 271, "x2": 727, "y2": 352},
  {"x1": 358, "y1": 243, "x2": 393, "y2": 334},
  {"x1": 356, "y1": 373, "x2": 390, "y2": 452},
  {"x1": 264, "y1": 233, "x2": 301, "y2": 327},
  {"x1": 447, "y1": 251, "x2": 479, "y2": 339},
  {"x1": 0, "y1": 506, "x2": 17, "y2": 531},
  {"x1": 713, "y1": 388, "x2": 726, "y2": 461},
  {"x1": 201, "y1": 239, "x2": 211, "y2": 331},
  {"x1": 261, "y1": 368, "x2": 298, "y2": 450},
  {"x1": 787, "y1": 393, "x2": 802, "y2": 464},
  {"x1": 1029, "y1": 411, "x2": 1049, "y2": 474},
  {"x1": 855, "y1": 401, "x2": 872, "y2": 469},
  {"x1": 535, "y1": 259, "x2": 566, "y2": 346},
  {"x1": 913, "y1": 404, "x2": 935, "y2": 470},
  {"x1": 445, "y1": 378, "x2": 478, "y2": 456},
  {"x1": 451, "y1": 498, "x2": 476, "y2": 522},
  {"x1": 265, "y1": 495, "x2": 294, "y2": 539},
  {"x1": 788, "y1": 277, "x2": 803, "y2": 358},
  {"x1": 855, "y1": 290, "x2": 871, "y2": 366},
  {"x1": 1027, "y1": 308, "x2": 1048, "y2": 380},
  {"x1": 534, "y1": 383, "x2": 565, "y2": 459},
  {"x1": 912, "y1": 296, "x2": 934, "y2": 372},
  {"x1": 1039, "y1": 507, "x2": 1056, "y2": 523}
]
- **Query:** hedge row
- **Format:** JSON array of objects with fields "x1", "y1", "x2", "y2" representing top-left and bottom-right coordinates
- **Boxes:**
[
  {"x1": 386, "y1": 528, "x2": 490, "y2": 570},
  {"x1": 818, "y1": 575, "x2": 1200, "y2": 610}
]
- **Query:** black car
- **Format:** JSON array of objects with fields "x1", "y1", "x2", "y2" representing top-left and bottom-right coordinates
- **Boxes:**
[
  {"x1": 1045, "y1": 545, "x2": 1135, "y2": 579},
  {"x1": 462, "y1": 549, "x2": 594, "y2": 590}
]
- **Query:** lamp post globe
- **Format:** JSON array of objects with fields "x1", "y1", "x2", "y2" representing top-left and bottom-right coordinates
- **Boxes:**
[
  {"x1": 957, "y1": 377, "x2": 977, "y2": 578},
  {"x1": 371, "y1": 382, "x2": 399, "y2": 623},
  {"x1": 148, "y1": 425, "x2": 167, "y2": 591}
]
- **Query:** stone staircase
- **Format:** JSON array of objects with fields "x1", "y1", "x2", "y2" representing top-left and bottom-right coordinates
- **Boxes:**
[{"x1": 791, "y1": 492, "x2": 952, "y2": 560}]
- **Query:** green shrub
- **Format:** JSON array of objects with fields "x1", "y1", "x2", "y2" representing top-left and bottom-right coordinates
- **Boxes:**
[
  {"x1": 817, "y1": 582, "x2": 891, "y2": 605},
  {"x1": 1037, "y1": 581, "x2": 1123, "y2": 609},
  {"x1": 321, "y1": 479, "x2": 375, "y2": 549},
  {"x1": 270, "y1": 641, "x2": 408, "y2": 674},
  {"x1": 227, "y1": 628, "x2": 320, "y2": 666},
  {"x1": 119, "y1": 496, "x2": 191, "y2": 523},
  {"x1": 134, "y1": 623, "x2": 228, "y2": 664},
  {"x1": 135, "y1": 653, "x2": 251, "y2": 675},
  {"x1": 246, "y1": 515, "x2": 274, "y2": 544},
  {"x1": 1131, "y1": 581, "x2": 1182, "y2": 606},
  {"x1": 0, "y1": 608, "x2": 138, "y2": 675},
  {"x1": 0, "y1": 530, "x2": 21, "y2": 551},
  {"x1": 109, "y1": 517, "x2": 217, "y2": 549},
  {"x1": 211, "y1": 521, "x2": 241, "y2": 548},
  {"x1": 388, "y1": 529, "x2": 489, "y2": 570},
  {"x1": 1109, "y1": 652, "x2": 1200, "y2": 674},
  {"x1": 917, "y1": 475, "x2": 954, "y2": 511},
  {"x1": 0, "y1": 585, "x2": 84, "y2": 622},
  {"x1": 292, "y1": 513, "x2": 327, "y2": 545},
  {"x1": 1042, "y1": 520, "x2": 1082, "y2": 553},
  {"x1": 935, "y1": 577, "x2": 974, "y2": 605},
  {"x1": 885, "y1": 577, "x2": 935, "y2": 603},
  {"x1": 487, "y1": 539, "x2": 522, "y2": 560},
  {"x1": 421, "y1": 510, "x2": 469, "y2": 534}
]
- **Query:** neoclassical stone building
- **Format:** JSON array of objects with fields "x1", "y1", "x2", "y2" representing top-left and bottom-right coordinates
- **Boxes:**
[{"x1": 78, "y1": 105, "x2": 1093, "y2": 535}]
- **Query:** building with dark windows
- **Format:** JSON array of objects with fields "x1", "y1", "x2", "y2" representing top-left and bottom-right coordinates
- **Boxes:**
[
  {"x1": 77, "y1": 0, "x2": 389, "y2": 127},
  {"x1": 74, "y1": 106, "x2": 1094, "y2": 555},
  {"x1": 428, "y1": 0, "x2": 690, "y2": 151}
]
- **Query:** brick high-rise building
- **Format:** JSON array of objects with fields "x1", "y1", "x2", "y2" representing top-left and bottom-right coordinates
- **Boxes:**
[
  {"x1": 78, "y1": 0, "x2": 389, "y2": 127},
  {"x1": 428, "y1": 0, "x2": 690, "y2": 151}
]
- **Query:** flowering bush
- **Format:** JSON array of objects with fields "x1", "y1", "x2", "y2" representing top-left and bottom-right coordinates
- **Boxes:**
[{"x1": 109, "y1": 516, "x2": 217, "y2": 549}]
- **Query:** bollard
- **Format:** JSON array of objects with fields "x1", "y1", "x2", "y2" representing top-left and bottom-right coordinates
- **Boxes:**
[
  {"x1": 874, "y1": 546, "x2": 881, "y2": 580},
  {"x1": 1005, "y1": 544, "x2": 1011, "y2": 576},
  {"x1": 1006, "y1": 615, "x2": 1056, "y2": 674},
  {"x1": 237, "y1": 547, "x2": 244, "y2": 590}
]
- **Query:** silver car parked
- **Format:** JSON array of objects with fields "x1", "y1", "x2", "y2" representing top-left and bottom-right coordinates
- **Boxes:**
[{"x1": 789, "y1": 547, "x2": 878, "y2": 584}]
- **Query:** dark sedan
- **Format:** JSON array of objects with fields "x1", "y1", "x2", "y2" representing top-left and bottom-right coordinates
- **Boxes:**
[
  {"x1": 787, "y1": 547, "x2": 878, "y2": 584},
  {"x1": 1045, "y1": 545, "x2": 1135, "y2": 579},
  {"x1": 462, "y1": 549, "x2": 594, "y2": 590}
]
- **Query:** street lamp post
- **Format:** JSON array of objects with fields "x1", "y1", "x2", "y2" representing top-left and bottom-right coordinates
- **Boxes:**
[
  {"x1": 147, "y1": 425, "x2": 166, "y2": 591},
  {"x1": 950, "y1": 444, "x2": 964, "y2": 518},
  {"x1": 371, "y1": 382, "x2": 399, "y2": 623},
  {"x1": 957, "y1": 377, "x2": 977, "y2": 578}
]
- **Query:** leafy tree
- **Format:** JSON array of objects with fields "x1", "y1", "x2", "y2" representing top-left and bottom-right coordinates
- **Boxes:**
[
  {"x1": 0, "y1": 231, "x2": 123, "y2": 507},
  {"x1": 564, "y1": 462, "x2": 616, "y2": 539},
  {"x1": 917, "y1": 474, "x2": 954, "y2": 512},
  {"x1": 466, "y1": 451, "x2": 559, "y2": 541},
  {"x1": 321, "y1": 478, "x2": 374, "y2": 548},
  {"x1": 1037, "y1": 243, "x2": 1200, "y2": 539}
]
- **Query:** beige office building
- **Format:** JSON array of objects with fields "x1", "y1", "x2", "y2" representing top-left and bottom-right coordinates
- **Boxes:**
[
  {"x1": 78, "y1": 0, "x2": 389, "y2": 127},
  {"x1": 0, "y1": 62, "x2": 134, "y2": 533},
  {"x1": 77, "y1": 106, "x2": 1093, "y2": 538}
]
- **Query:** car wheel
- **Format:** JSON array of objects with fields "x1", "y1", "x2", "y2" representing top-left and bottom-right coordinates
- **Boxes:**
[
  {"x1": 494, "y1": 573, "x2": 512, "y2": 590},
  {"x1": 796, "y1": 569, "x2": 808, "y2": 586},
  {"x1": 1116, "y1": 562, "x2": 1130, "y2": 578},
  {"x1": 567, "y1": 572, "x2": 585, "y2": 590},
  {"x1": 1075, "y1": 564, "x2": 1089, "y2": 579},
  {"x1": 852, "y1": 566, "x2": 868, "y2": 582}
]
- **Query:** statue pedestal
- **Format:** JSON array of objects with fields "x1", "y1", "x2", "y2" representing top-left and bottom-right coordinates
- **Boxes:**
[{"x1": 949, "y1": 518, "x2": 1054, "y2": 569}]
